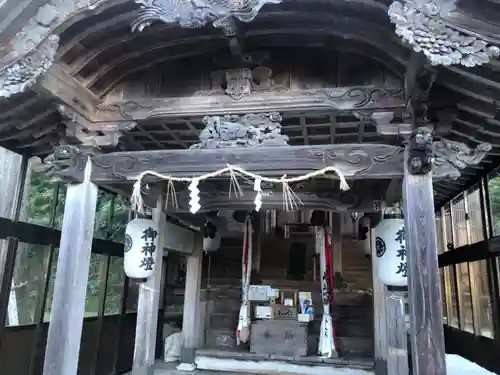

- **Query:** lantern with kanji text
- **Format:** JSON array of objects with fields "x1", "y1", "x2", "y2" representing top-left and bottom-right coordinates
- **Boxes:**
[
  {"x1": 374, "y1": 217, "x2": 407, "y2": 287},
  {"x1": 124, "y1": 218, "x2": 160, "y2": 279}
]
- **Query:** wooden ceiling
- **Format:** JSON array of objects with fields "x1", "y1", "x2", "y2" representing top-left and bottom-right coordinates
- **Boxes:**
[{"x1": 1, "y1": 0, "x2": 500, "y2": 208}]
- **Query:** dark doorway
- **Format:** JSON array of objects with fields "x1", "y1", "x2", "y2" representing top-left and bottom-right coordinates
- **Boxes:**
[{"x1": 287, "y1": 241, "x2": 307, "y2": 280}]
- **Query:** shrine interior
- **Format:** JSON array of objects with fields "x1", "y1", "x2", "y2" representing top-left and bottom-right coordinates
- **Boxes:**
[{"x1": 2, "y1": 1, "x2": 500, "y2": 375}]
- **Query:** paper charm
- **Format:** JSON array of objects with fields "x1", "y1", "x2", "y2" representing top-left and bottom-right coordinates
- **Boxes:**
[
  {"x1": 188, "y1": 179, "x2": 201, "y2": 214},
  {"x1": 253, "y1": 178, "x2": 262, "y2": 211}
]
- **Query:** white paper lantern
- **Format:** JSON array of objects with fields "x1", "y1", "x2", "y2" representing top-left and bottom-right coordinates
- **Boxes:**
[
  {"x1": 124, "y1": 218, "x2": 159, "y2": 279},
  {"x1": 203, "y1": 218, "x2": 222, "y2": 252},
  {"x1": 374, "y1": 218, "x2": 407, "y2": 286}
]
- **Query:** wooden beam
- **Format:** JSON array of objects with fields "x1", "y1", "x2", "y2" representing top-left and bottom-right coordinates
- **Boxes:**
[
  {"x1": 94, "y1": 86, "x2": 405, "y2": 121},
  {"x1": 132, "y1": 193, "x2": 166, "y2": 375},
  {"x1": 43, "y1": 159, "x2": 98, "y2": 375},
  {"x1": 36, "y1": 64, "x2": 102, "y2": 122},
  {"x1": 34, "y1": 63, "x2": 137, "y2": 149},
  {"x1": 53, "y1": 144, "x2": 404, "y2": 183},
  {"x1": 402, "y1": 146, "x2": 446, "y2": 375},
  {"x1": 404, "y1": 52, "x2": 427, "y2": 104},
  {"x1": 43, "y1": 143, "x2": 469, "y2": 184}
]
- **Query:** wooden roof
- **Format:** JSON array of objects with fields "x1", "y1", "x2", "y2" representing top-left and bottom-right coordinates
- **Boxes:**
[{"x1": 1, "y1": 0, "x2": 500, "y2": 207}]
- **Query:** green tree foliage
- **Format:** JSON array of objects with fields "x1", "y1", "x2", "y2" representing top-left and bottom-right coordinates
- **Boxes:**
[{"x1": 8, "y1": 165, "x2": 130, "y2": 325}]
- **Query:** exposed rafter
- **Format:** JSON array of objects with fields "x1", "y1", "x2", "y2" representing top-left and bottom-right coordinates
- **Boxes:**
[{"x1": 35, "y1": 63, "x2": 102, "y2": 122}]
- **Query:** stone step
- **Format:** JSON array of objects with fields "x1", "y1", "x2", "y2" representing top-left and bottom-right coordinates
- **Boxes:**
[
  {"x1": 195, "y1": 349, "x2": 375, "y2": 371},
  {"x1": 337, "y1": 336, "x2": 374, "y2": 357},
  {"x1": 205, "y1": 329, "x2": 238, "y2": 350}
]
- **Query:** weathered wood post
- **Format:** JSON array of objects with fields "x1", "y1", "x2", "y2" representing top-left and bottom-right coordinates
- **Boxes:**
[
  {"x1": 386, "y1": 292, "x2": 409, "y2": 375},
  {"x1": 43, "y1": 158, "x2": 98, "y2": 375},
  {"x1": 371, "y1": 226, "x2": 388, "y2": 375},
  {"x1": 132, "y1": 193, "x2": 167, "y2": 375},
  {"x1": 403, "y1": 128, "x2": 446, "y2": 375},
  {"x1": 177, "y1": 235, "x2": 203, "y2": 371}
]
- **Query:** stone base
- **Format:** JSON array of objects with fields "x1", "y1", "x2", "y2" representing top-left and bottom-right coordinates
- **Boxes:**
[
  {"x1": 319, "y1": 351, "x2": 339, "y2": 359},
  {"x1": 176, "y1": 363, "x2": 197, "y2": 372}
]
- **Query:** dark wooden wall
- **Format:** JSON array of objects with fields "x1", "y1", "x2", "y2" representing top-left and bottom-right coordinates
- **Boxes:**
[
  {"x1": 444, "y1": 326, "x2": 499, "y2": 374},
  {"x1": 103, "y1": 48, "x2": 401, "y2": 101},
  {"x1": 0, "y1": 314, "x2": 143, "y2": 375}
]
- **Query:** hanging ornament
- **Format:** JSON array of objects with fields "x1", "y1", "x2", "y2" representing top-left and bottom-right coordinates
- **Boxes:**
[
  {"x1": 236, "y1": 216, "x2": 253, "y2": 345},
  {"x1": 188, "y1": 179, "x2": 201, "y2": 214},
  {"x1": 202, "y1": 216, "x2": 222, "y2": 253},
  {"x1": 124, "y1": 218, "x2": 159, "y2": 279},
  {"x1": 253, "y1": 178, "x2": 262, "y2": 211},
  {"x1": 374, "y1": 217, "x2": 407, "y2": 287},
  {"x1": 359, "y1": 216, "x2": 371, "y2": 258}
]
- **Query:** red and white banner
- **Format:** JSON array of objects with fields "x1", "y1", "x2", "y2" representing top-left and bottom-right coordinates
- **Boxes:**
[
  {"x1": 316, "y1": 226, "x2": 337, "y2": 357},
  {"x1": 236, "y1": 216, "x2": 253, "y2": 345}
]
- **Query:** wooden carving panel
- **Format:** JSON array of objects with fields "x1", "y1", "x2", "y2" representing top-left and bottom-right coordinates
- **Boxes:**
[
  {"x1": 102, "y1": 49, "x2": 402, "y2": 102},
  {"x1": 49, "y1": 143, "x2": 405, "y2": 183}
]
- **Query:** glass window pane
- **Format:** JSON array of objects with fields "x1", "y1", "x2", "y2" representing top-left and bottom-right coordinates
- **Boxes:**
[
  {"x1": 0, "y1": 148, "x2": 23, "y2": 220},
  {"x1": 5, "y1": 243, "x2": 51, "y2": 326},
  {"x1": 445, "y1": 266, "x2": 459, "y2": 328},
  {"x1": 457, "y1": 262, "x2": 474, "y2": 333},
  {"x1": 497, "y1": 257, "x2": 500, "y2": 292},
  {"x1": 488, "y1": 171, "x2": 500, "y2": 237},
  {"x1": 452, "y1": 196, "x2": 468, "y2": 247},
  {"x1": 444, "y1": 203, "x2": 453, "y2": 251},
  {"x1": 94, "y1": 191, "x2": 114, "y2": 240},
  {"x1": 436, "y1": 214, "x2": 445, "y2": 254},
  {"x1": 111, "y1": 195, "x2": 130, "y2": 243},
  {"x1": 85, "y1": 254, "x2": 106, "y2": 318},
  {"x1": 22, "y1": 158, "x2": 63, "y2": 228},
  {"x1": 104, "y1": 257, "x2": 125, "y2": 316},
  {"x1": 470, "y1": 260, "x2": 494, "y2": 338},
  {"x1": 467, "y1": 188, "x2": 484, "y2": 244},
  {"x1": 53, "y1": 186, "x2": 66, "y2": 230},
  {"x1": 126, "y1": 280, "x2": 139, "y2": 313},
  {"x1": 440, "y1": 267, "x2": 447, "y2": 324},
  {"x1": 44, "y1": 248, "x2": 59, "y2": 322}
]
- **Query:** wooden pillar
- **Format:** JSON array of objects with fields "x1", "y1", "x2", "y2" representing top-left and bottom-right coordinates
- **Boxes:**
[
  {"x1": 0, "y1": 151, "x2": 26, "y2": 335},
  {"x1": 371, "y1": 227, "x2": 388, "y2": 375},
  {"x1": 386, "y1": 292, "x2": 409, "y2": 375},
  {"x1": 329, "y1": 212, "x2": 342, "y2": 276},
  {"x1": 43, "y1": 159, "x2": 98, "y2": 375},
  {"x1": 132, "y1": 193, "x2": 166, "y2": 375},
  {"x1": 178, "y1": 236, "x2": 202, "y2": 371},
  {"x1": 403, "y1": 142, "x2": 446, "y2": 375}
]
